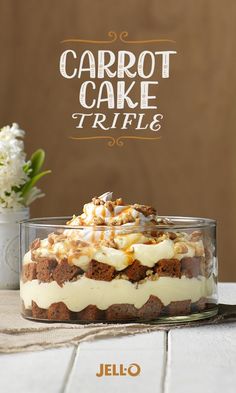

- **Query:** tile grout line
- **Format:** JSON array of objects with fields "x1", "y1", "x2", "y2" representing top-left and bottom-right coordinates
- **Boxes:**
[
  {"x1": 160, "y1": 331, "x2": 169, "y2": 393},
  {"x1": 60, "y1": 345, "x2": 79, "y2": 393}
]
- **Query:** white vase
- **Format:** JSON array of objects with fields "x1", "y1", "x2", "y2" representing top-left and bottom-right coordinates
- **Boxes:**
[{"x1": 0, "y1": 208, "x2": 29, "y2": 289}]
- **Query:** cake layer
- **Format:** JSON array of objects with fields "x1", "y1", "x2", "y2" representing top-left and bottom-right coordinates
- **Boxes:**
[
  {"x1": 20, "y1": 275, "x2": 215, "y2": 312},
  {"x1": 22, "y1": 297, "x2": 215, "y2": 322},
  {"x1": 21, "y1": 256, "x2": 205, "y2": 286}
]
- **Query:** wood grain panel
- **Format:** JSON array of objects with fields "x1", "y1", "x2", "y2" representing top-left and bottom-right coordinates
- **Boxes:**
[{"x1": 0, "y1": 0, "x2": 236, "y2": 280}]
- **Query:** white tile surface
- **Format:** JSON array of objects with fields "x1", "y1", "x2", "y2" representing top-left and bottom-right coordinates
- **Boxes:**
[
  {"x1": 0, "y1": 347, "x2": 74, "y2": 393},
  {"x1": 218, "y1": 282, "x2": 236, "y2": 303},
  {"x1": 65, "y1": 332, "x2": 166, "y2": 393},
  {"x1": 166, "y1": 323, "x2": 236, "y2": 393}
]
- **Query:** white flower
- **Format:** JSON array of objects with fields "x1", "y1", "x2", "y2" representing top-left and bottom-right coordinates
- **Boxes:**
[
  {"x1": 0, "y1": 190, "x2": 23, "y2": 210},
  {"x1": 24, "y1": 187, "x2": 45, "y2": 206},
  {"x1": 0, "y1": 123, "x2": 29, "y2": 210},
  {"x1": 0, "y1": 122, "x2": 25, "y2": 141}
]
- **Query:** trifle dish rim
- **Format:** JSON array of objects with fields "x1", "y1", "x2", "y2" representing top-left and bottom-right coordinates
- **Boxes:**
[{"x1": 20, "y1": 215, "x2": 216, "y2": 230}]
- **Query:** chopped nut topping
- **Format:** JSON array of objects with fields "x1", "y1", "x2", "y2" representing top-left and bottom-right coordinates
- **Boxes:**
[
  {"x1": 154, "y1": 232, "x2": 169, "y2": 242},
  {"x1": 110, "y1": 211, "x2": 136, "y2": 225},
  {"x1": 48, "y1": 234, "x2": 55, "y2": 245},
  {"x1": 105, "y1": 201, "x2": 114, "y2": 212},
  {"x1": 92, "y1": 197, "x2": 105, "y2": 205},
  {"x1": 193, "y1": 242, "x2": 205, "y2": 257},
  {"x1": 48, "y1": 232, "x2": 68, "y2": 245},
  {"x1": 30, "y1": 238, "x2": 41, "y2": 251},
  {"x1": 53, "y1": 233, "x2": 67, "y2": 242},
  {"x1": 78, "y1": 240, "x2": 90, "y2": 247},
  {"x1": 115, "y1": 273, "x2": 129, "y2": 280},
  {"x1": 102, "y1": 239, "x2": 118, "y2": 249},
  {"x1": 174, "y1": 242, "x2": 189, "y2": 254},
  {"x1": 144, "y1": 239, "x2": 157, "y2": 245},
  {"x1": 173, "y1": 232, "x2": 188, "y2": 242},
  {"x1": 151, "y1": 230, "x2": 163, "y2": 237},
  {"x1": 156, "y1": 217, "x2": 174, "y2": 225},
  {"x1": 133, "y1": 204, "x2": 156, "y2": 217},
  {"x1": 93, "y1": 216, "x2": 105, "y2": 225},
  {"x1": 115, "y1": 198, "x2": 123, "y2": 205},
  {"x1": 70, "y1": 240, "x2": 80, "y2": 248},
  {"x1": 190, "y1": 231, "x2": 202, "y2": 242},
  {"x1": 168, "y1": 232, "x2": 177, "y2": 240},
  {"x1": 140, "y1": 273, "x2": 159, "y2": 283},
  {"x1": 123, "y1": 212, "x2": 135, "y2": 224}
]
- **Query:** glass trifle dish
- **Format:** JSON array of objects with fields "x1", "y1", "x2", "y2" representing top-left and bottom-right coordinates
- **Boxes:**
[{"x1": 20, "y1": 192, "x2": 218, "y2": 323}]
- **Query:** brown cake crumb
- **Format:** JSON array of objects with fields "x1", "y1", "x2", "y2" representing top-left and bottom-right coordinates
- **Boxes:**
[
  {"x1": 168, "y1": 300, "x2": 191, "y2": 316},
  {"x1": 52, "y1": 259, "x2": 83, "y2": 287},
  {"x1": 22, "y1": 263, "x2": 37, "y2": 282},
  {"x1": 106, "y1": 304, "x2": 137, "y2": 321},
  {"x1": 36, "y1": 259, "x2": 58, "y2": 282},
  {"x1": 32, "y1": 301, "x2": 48, "y2": 319},
  {"x1": 123, "y1": 260, "x2": 148, "y2": 282},
  {"x1": 155, "y1": 259, "x2": 181, "y2": 278},
  {"x1": 192, "y1": 297, "x2": 206, "y2": 312},
  {"x1": 85, "y1": 260, "x2": 115, "y2": 281},
  {"x1": 138, "y1": 295, "x2": 164, "y2": 319},
  {"x1": 78, "y1": 305, "x2": 105, "y2": 321},
  {"x1": 48, "y1": 302, "x2": 70, "y2": 320},
  {"x1": 181, "y1": 257, "x2": 201, "y2": 278}
]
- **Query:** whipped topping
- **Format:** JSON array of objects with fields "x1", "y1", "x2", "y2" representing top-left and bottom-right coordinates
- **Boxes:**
[{"x1": 67, "y1": 191, "x2": 160, "y2": 227}]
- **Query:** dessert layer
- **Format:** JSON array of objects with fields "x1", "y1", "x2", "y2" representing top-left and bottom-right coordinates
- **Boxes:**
[
  {"x1": 22, "y1": 256, "x2": 205, "y2": 286},
  {"x1": 67, "y1": 191, "x2": 160, "y2": 227},
  {"x1": 20, "y1": 275, "x2": 215, "y2": 312},
  {"x1": 24, "y1": 235, "x2": 205, "y2": 273},
  {"x1": 23, "y1": 296, "x2": 213, "y2": 321}
]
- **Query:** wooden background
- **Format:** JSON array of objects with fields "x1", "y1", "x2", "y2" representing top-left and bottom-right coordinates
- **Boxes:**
[{"x1": 0, "y1": 0, "x2": 236, "y2": 281}]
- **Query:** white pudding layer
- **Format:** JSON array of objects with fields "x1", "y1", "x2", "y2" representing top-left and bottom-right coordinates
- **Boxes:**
[{"x1": 20, "y1": 275, "x2": 215, "y2": 312}]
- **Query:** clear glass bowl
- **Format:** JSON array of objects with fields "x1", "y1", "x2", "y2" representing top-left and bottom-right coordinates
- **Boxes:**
[{"x1": 20, "y1": 217, "x2": 218, "y2": 324}]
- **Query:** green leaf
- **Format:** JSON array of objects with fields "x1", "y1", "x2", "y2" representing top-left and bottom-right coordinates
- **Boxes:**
[
  {"x1": 23, "y1": 160, "x2": 32, "y2": 175},
  {"x1": 29, "y1": 149, "x2": 45, "y2": 178},
  {"x1": 21, "y1": 170, "x2": 51, "y2": 199}
]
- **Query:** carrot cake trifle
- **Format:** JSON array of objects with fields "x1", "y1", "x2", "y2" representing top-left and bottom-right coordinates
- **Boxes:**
[{"x1": 20, "y1": 192, "x2": 218, "y2": 323}]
